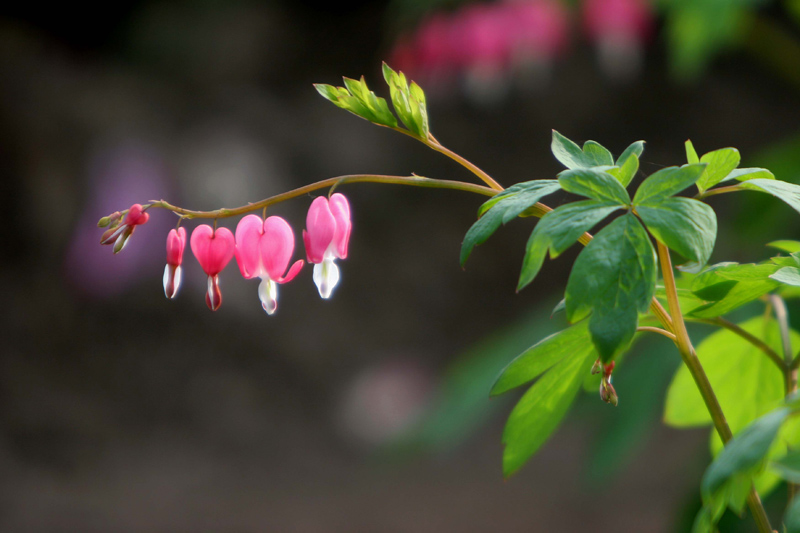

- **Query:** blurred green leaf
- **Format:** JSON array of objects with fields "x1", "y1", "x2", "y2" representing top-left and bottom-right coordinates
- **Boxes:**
[
  {"x1": 461, "y1": 181, "x2": 560, "y2": 266},
  {"x1": 632, "y1": 164, "x2": 707, "y2": 204},
  {"x1": 616, "y1": 140, "x2": 645, "y2": 167},
  {"x1": 558, "y1": 168, "x2": 631, "y2": 204},
  {"x1": 772, "y1": 450, "x2": 800, "y2": 483},
  {"x1": 697, "y1": 148, "x2": 741, "y2": 193},
  {"x1": 518, "y1": 200, "x2": 625, "y2": 290},
  {"x1": 492, "y1": 321, "x2": 594, "y2": 396},
  {"x1": 637, "y1": 197, "x2": 717, "y2": 265},
  {"x1": 551, "y1": 130, "x2": 614, "y2": 170},
  {"x1": 722, "y1": 168, "x2": 775, "y2": 183},
  {"x1": 686, "y1": 140, "x2": 700, "y2": 164},
  {"x1": 502, "y1": 345, "x2": 594, "y2": 477},
  {"x1": 768, "y1": 240, "x2": 800, "y2": 254},
  {"x1": 771, "y1": 267, "x2": 800, "y2": 286},
  {"x1": 740, "y1": 178, "x2": 800, "y2": 216},
  {"x1": 688, "y1": 263, "x2": 780, "y2": 318},
  {"x1": 607, "y1": 153, "x2": 640, "y2": 187},
  {"x1": 665, "y1": 316, "x2": 790, "y2": 432},
  {"x1": 566, "y1": 214, "x2": 656, "y2": 361},
  {"x1": 787, "y1": 493, "x2": 800, "y2": 533}
]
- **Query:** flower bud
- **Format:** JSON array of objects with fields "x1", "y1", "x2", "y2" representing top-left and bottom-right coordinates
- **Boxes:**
[
  {"x1": 591, "y1": 358, "x2": 603, "y2": 375},
  {"x1": 113, "y1": 226, "x2": 134, "y2": 254},
  {"x1": 599, "y1": 378, "x2": 618, "y2": 406}
]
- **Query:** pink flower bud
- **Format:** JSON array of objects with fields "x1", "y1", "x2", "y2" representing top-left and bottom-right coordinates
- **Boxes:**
[
  {"x1": 123, "y1": 204, "x2": 150, "y2": 227},
  {"x1": 190, "y1": 224, "x2": 235, "y2": 311},
  {"x1": 303, "y1": 194, "x2": 352, "y2": 299},
  {"x1": 163, "y1": 227, "x2": 187, "y2": 299}
]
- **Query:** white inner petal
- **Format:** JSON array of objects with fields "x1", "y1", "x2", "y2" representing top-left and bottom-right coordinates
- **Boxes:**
[
  {"x1": 163, "y1": 264, "x2": 171, "y2": 297},
  {"x1": 173, "y1": 266, "x2": 182, "y2": 298},
  {"x1": 313, "y1": 258, "x2": 340, "y2": 299},
  {"x1": 258, "y1": 278, "x2": 278, "y2": 315}
]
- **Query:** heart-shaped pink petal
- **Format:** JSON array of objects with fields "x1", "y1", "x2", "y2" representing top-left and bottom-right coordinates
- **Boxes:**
[
  {"x1": 191, "y1": 225, "x2": 235, "y2": 276},
  {"x1": 303, "y1": 196, "x2": 336, "y2": 263},
  {"x1": 234, "y1": 215, "x2": 265, "y2": 279}
]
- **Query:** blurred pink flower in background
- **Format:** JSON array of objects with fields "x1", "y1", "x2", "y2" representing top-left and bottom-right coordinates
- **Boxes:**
[{"x1": 583, "y1": 0, "x2": 654, "y2": 80}]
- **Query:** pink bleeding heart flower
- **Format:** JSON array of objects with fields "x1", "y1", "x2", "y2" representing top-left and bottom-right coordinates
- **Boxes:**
[
  {"x1": 163, "y1": 227, "x2": 187, "y2": 299},
  {"x1": 100, "y1": 203, "x2": 150, "y2": 253},
  {"x1": 190, "y1": 224, "x2": 235, "y2": 311},
  {"x1": 235, "y1": 215, "x2": 304, "y2": 315},
  {"x1": 303, "y1": 193, "x2": 351, "y2": 299}
]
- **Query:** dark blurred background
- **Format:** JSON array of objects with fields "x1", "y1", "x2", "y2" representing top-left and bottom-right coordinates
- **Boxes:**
[{"x1": 3, "y1": 0, "x2": 800, "y2": 531}]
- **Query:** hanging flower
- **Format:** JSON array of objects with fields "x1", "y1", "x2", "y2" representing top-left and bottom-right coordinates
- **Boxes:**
[
  {"x1": 190, "y1": 224, "x2": 235, "y2": 311},
  {"x1": 303, "y1": 193, "x2": 352, "y2": 299},
  {"x1": 235, "y1": 215, "x2": 304, "y2": 315},
  {"x1": 100, "y1": 204, "x2": 150, "y2": 253},
  {"x1": 163, "y1": 227, "x2": 187, "y2": 299}
]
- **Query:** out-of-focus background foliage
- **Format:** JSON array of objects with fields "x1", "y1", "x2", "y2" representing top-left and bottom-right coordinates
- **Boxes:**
[{"x1": 3, "y1": 0, "x2": 800, "y2": 531}]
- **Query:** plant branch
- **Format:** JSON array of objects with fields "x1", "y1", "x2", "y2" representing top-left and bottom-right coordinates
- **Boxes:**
[
  {"x1": 689, "y1": 316, "x2": 785, "y2": 372},
  {"x1": 695, "y1": 184, "x2": 743, "y2": 200},
  {"x1": 636, "y1": 326, "x2": 677, "y2": 342},
  {"x1": 657, "y1": 242, "x2": 773, "y2": 533},
  {"x1": 146, "y1": 175, "x2": 497, "y2": 219}
]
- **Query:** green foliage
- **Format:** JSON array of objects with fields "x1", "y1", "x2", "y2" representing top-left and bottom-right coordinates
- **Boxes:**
[
  {"x1": 741, "y1": 179, "x2": 800, "y2": 216},
  {"x1": 550, "y1": 130, "x2": 615, "y2": 170},
  {"x1": 517, "y1": 200, "x2": 625, "y2": 290},
  {"x1": 768, "y1": 240, "x2": 800, "y2": 254},
  {"x1": 697, "y1": 148, "x2": 741, "y2": 193},
  {"x1": 636, "y1": 198, "x2": 717, "y2": 266},
  {"x1": 566, "y1": 214, "x2": 656, "y2": 361},
  {"x1": 772, "y1": 267, "x2": 800, "y2": 287},
  {"x1": 559, "y1": 168, "x2": 631, "y2": 204},
  {"x1": 772, "y1": 450, "x2": 800, "y2": 483},
  {"x1": 491, "y1": 320, "x2": 594, "y2": 396},
  {"x1": 687, "y1": 263, "x2": 780, "y2": 318},
  {"x1": 501, "y1": 345, "x2": 594, "y2": 477},
  {"x1": 314, "y1": 77, "x2": 397, "y2": 128},
  {"x1": 632, "y1": 164, "x2": 707, "y2": 203},
  {"x1": 787, "y1": 494, "x2": 800, "y2": 533},
  {"x1": 382, "y1": 62, "x2": 429, "y2": 138},
  {"x1": 460, "y1": 181, "x2": 560, "y2": 266}
]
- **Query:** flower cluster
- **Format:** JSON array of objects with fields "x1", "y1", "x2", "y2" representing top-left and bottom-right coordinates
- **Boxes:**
[{"x1": 99, "y1": 193, "x2": 352, "y2": 313}]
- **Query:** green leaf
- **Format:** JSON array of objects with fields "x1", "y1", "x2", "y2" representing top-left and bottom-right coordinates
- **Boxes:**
[
  {"x1": 637, "y1": 197, "x2": 717, "y2": 266},
  {"x1": 686, "y1": 140, "x2": 699, "y2": 164},
  {"x1": 721, "y1": 168, "x2": 774, "y2": 183},
  {"x1": 768, "y1": 240, "x2": 800, "y2": 254},
  {"x1": 606, "y1": 153, "x2": 639, "y2": 187},
  {"x1": 632, "y1": 164, "x2": 707, "y2": 204},
  {"x1": 566, "y1": 214, "x2": 656, "y2": 360},
  {"x1": 697, "y1": 148, "x2": 740, "y2": 193},
  {"x1": 664, "y1": 316, "x2": 790, "y2": 431},
  {"x1": 315, "y1": 76, "x2": 398, "y2": 128},
  {"x1": 477, "y1": 180, "x2": 559, "y2": 218},
  {"x1": 551, "y1": 130, "x2": 614, "y2": 169},
  {"x1": 558, "y1": 168, "x2": 631, "y2": 204},
  {"x1": 461, "y1": 181, "x2": 561, "y2": 266},
  {"x1": 517, "y1": 200, "x2": 625, "y2": 290},
  {"x1": 771, "y1": 267, "x2": 800, "y2": 287},
  {"x1": 772, "y1": 450, "x2": 800, "y2": 483},
  {"x1": 491, "y1": 321, "x2": 594, "y2": 396},
  {"x1": 501, "y1": 347, "x2": 594, "y2": 477},
  {"x1": 740, "y1": 178, "x2": 800, "y2": 216},
  {"x1": 687, "y1": 263, "x2": 780, "y2": 318},
  {"x1": 701, "y1": 407, "x2": 791, "y2": 498},
  {"x1": 382, "y1": 63, "x2": 428, "y2": 138},
  {"x1": 616, "y1": 140, "x2": 645, "y2": 167},
  {"x1": 787, "y1": 493, "x2": 800, "y2": 533}
]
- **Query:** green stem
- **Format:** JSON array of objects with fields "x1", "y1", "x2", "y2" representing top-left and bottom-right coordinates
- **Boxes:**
[
  {"x1": 657, "y1": 242, "x2": 773, "y2": 533},
  {"x1": 147, "y1": 174, "x2": 497, "y2": 219},
  {"x1": 695, "y1": 184, "x2": 743, "y2": 200},
  {"x1": 770, "y1": 294, "x2": 797, "y2": 393}
]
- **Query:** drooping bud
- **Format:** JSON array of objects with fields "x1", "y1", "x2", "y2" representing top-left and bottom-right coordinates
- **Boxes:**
[
  {"x1": 97, "y1": 211, "x2": 122, "y2": 228},
  {"x1": 123, "y1": 204, "x2": 150, "y2": 227},
  {"x1": 599, "y1": 378, "x2": 619, "y2": 406},
  {"x1": 591, "y1": 358, "x2": 603, "y2": 375},
  {"x1": 112, "y1": 226, "x2": 134, "y2": 254},
  {"x1": 163, "y1": 227, "x2": 187, "y2": 299},
  {"x1": 191, "y1": 224, "x2": 235, "y2": 311}
]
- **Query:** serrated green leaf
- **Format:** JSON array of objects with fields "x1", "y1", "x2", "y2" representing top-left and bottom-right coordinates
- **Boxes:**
[
  {"x1": 617, "y1": 140, "x2": 645, "y2": 167},
  {"x1": 565, "y1": 213, "x2": 656, "y2": 360},
  {"x1": 722, "y1": 167, "x2": 774, "y2": 183},
  {"x1": 517, "y1": 200, "x2": 625, "y2": 290},
  {"x1": 501, "y1": 347, "x2": 593, "y2": 477},
  {"x1": 701, "y1": 407, "x2": 791, "y2": 498},
  {"x1": 686, "y1": 140, "x2": 700, "y2": 164},
  {"x1": 606, "y1": 153, "x2": 639, "y2": 187},
  {"x1": 551, "y1": 130, "x2": 615, "y2": 170},
  {"x1": 697, "y1": 148, "x2": 740, "y2": 193},
  {"x1": 771, "y1": 267, "x2": 800, "y2": 286},
  {"x1": 637, "y1": 197, "x2": 717, "y2": 265},
  {"x1": 740, "y1": 178, "x2": 800, "y2": 216},
  {"x1": 461, "y1": 181, "x2": 561, "y2": 266},
  {"x1": 768, "y1": 240, "x2": 800, "y2": 254},
  {"x1": 558, "y1": 168, "x2": 631, "y2": 204},
  {"x1": 491, "y1": 321, "x2": 593, "y2": 396},
  {"x1": 632, "y1": 164, "x2": 707, "y2": 204},
  {"x1": 664, "y1": 316, "x2": 790, "y2": 430}
]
